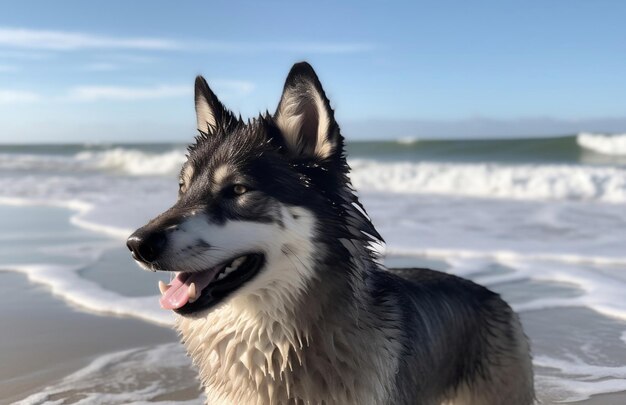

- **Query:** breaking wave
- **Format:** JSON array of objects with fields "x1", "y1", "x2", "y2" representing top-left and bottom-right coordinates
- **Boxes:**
[
  {"x1": 350, "y1": 159, "x2": 626, "y2": 203},
  {"x1": 577, "y1": 132, "x2": 626, "y2": 156},
  {"x1": 1, "y1": 136, "x2": 626, "y2": 202},
  {"x1": 75, "y1": 148, "x2": 187, "y2": 176},
  {"x1": 0, "y1": 147, "x2": 186, "y2": 176}
]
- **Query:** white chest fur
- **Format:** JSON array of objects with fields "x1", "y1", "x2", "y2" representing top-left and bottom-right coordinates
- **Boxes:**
[{"x1": 175, "y1": 286, "x2": 401, "y2": 405}]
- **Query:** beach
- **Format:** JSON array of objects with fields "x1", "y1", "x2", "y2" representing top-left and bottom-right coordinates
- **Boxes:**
[{"x1": 2, "y1": 135, "x2": 626, "y2": 403}]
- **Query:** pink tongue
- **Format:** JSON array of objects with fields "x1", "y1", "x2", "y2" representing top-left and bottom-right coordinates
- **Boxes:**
[
  {"x1": 159, "y1": 273, "x2": 192, "y2": 310},
  {"x1": 159, "y1": 270, "x2": 219, "y2": 310}
]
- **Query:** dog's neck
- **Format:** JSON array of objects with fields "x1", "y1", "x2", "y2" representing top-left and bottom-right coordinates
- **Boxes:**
[{"x1": 175, "y1": 248, "x2": 399, "y2": 405}]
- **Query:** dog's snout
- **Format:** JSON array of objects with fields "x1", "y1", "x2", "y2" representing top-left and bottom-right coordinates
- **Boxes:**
[{"x1": 126, "y1": 229, "x2": 166, "y2": 264}]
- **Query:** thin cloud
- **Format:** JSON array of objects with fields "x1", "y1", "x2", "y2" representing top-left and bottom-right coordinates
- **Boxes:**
[
  {"x1": 65, "y1": 85, "x2": 192, "y2": 101},
  {"x1": 198, "y1": 41, "x2": 375, "y2": 54},
  {"x1": 0, "y1": 90, "x2": 42, "y2": 104},
  {"x1": 0, "y1": 50, "x2": 51, "y2": 59},
  {"x1": 0, "y1": 64, "x2": 19, "y2": 72},
  {"x1": 0, "y1": 27, "x2": 374, "y2": 54},
  {"x1": 64, "y1": 80, "x2": 254, "y2": 102},
  {"x1": 0, "y1": 27, "x2": 180, "y2": 51},
  {"x1": 0, "y1": 80, "x2": 255, "y2": 104}
]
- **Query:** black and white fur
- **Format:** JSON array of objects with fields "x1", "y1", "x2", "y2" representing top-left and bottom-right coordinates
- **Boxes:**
[{"x1": 127, "y1": 62, "x2": 535, "y2": 404}]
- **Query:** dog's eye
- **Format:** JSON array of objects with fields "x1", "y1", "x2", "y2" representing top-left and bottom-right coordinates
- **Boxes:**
[
  {"x1": 232, "y1": 184, "x2": 247, "y2": 195},
  {"x1": 178, "y1": 179, "x2": 186, "y2": 192}
]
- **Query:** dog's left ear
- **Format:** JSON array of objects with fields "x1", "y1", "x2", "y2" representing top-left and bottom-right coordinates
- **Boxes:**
[{"x1": 274, "y1": 62, "x2": 340, "y2": 160}]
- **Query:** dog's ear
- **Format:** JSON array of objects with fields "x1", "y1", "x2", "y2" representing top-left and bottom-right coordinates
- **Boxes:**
[
  {"x1": 274, "y1": 62, "x2": 340, "y2": 160},
  {"x1": 194, "y1": 76, "x2": 232, "y2": 135}
]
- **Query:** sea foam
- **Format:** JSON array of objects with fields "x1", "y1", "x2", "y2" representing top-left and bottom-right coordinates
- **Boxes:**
[
  {"x1": 578, "y1": 132, "x2": 626, "y2": 156},
  {"x1": 7, "y1": 262, "x2": 173, "y2": 326},
  {"x1": 350, "y1": 159, "x2": 626, "y2": 203},
  {"x1": 75, "y1": 148, "x2": 187, "y2": 176},
  {"x1": 14, "y1": 343, "x2": 203, "y2": 405}
]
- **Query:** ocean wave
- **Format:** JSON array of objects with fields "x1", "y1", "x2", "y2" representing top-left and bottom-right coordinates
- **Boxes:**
[
  {"x1": 350, "y1": 159, "x2": 626, "y2": 203},
  {"x1": 0, "y1": 147, "x2": 186, "y2": 176},
  {"x1": 1, "y1": 145, "x2": 626, "y2": 202},
  {"x1": 75, "y1": 148, "x2": 186, "y2": 176},
  {"x1": 396, "y1": 136, "x2": 420, "y2": 145},
  {"x1": 577, "y1": 132, "x2": 626, "y2": 156}
]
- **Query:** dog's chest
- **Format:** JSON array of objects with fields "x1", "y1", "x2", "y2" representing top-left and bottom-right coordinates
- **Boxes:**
[{"x1": 175, "y1": 303, "x2": 397, "y2": 405}]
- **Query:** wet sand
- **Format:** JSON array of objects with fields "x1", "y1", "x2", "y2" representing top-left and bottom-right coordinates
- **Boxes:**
[{"x1": 0, "y1": 271, "x2": 186, "y2": 404}]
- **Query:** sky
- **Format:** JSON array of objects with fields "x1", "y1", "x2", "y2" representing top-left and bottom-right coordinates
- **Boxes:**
[{"x1": 1, "y1": 0, "x2": 625, "y2": 143}]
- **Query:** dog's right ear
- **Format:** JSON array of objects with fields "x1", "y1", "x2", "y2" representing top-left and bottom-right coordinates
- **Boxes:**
[
  {"x1": 274, "y1": 62, "x2": 340, "y2": 161},
  {"x1": 194, "y1": 76, "x2": 232, "y2": 135}
]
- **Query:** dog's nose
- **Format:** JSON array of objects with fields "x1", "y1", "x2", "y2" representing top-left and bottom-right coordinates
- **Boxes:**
[{"x1": 126, "y1": 230, "x2": 166, "y2": 263}]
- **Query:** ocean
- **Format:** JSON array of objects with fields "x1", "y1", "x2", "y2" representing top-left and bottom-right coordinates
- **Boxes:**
[{"x1": 1, "y1": 132, "x2": 626, "y2": 404}]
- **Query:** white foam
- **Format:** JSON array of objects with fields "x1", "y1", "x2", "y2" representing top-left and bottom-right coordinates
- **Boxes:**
[
  {"x1": 14, "y1": 343, "x2": 204, "y2": 405},
  {"x1": 3, "y1": 263, "x2": 173, "y2": 326},
  {"x1": 0, "y1": 152, "x2": 88, "y2": 171},
  {"x1": 388, "y1": 246, "x2": 626, "y2": 320},
  {"x1": 534, "y1": 355, "x2": 626, "y2": 402},
  {"x1": 0, "y1": 147, "x2": 186, "y2": 176},
  {"x1": 578, "y1": 132, "x2": 626, "y2": 156},
  {"x1": 349, "y1": 159, "x2": 626, "y2": 203},
  {"x1": 396, "y1": 136, "x2": 420, "y2": 145},
  {"x1": 0, "y1": 174, "x2": 177, "y2": 239},
  {"x1": 75, "y1": 148, "x2": 187, "y2": 176},
  {"x1": 387, "y1": 247, "x2": 626, "y2": 268}
]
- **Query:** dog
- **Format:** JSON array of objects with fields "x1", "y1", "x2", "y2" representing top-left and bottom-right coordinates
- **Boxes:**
[{"x1": 127, "y1": 62, "x2": 535, "y2": 404}]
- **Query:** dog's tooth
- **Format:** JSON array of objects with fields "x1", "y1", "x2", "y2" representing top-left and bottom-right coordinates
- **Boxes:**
[
  {"x1": 158, "y1": 280, "x2": 170, "y2": 294},
  {"x1": 188, "y1": 282, "x2": 197, "y2": 302},
  {"x1": 232, "y1": 257, "x2": 245, "y2": 268}
]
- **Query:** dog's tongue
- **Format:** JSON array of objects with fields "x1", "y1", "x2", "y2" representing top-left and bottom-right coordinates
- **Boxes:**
[
  {"x1": 159, "y1": 270, "x2": 217, "y2": 310},
  {"x1": 159, "y1": 274, "x2": 192, "y2": 310}
]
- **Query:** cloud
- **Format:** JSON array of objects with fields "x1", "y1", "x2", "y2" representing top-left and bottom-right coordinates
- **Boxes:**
[
  {"x1": 64, "y1": 80, "x2": 254, "y2": 102},
  {"x1": 65, "y1": 85, "x2": 192, "y2": 101},
  {"x1": 198, "y1": 41, "x2": 374, "y2": 54},
  {"x1": 0, "y1": 27, "x2": 374, "y2": 54},
  {"x1": 0, "y1": 50, "x2": 51, "y2": 59},
  {"x1": 0, "y1": 90, "x2": 42, "y2": 104},
  {"x1": 0, "y1": 27, "x2": 180, "y2": 51},
  {"x1": 0, "y1": 64, "x2": 19, "y2": 72},
  {"x1": 0, "y1": 79, "x2": 255, "y2": 104}
]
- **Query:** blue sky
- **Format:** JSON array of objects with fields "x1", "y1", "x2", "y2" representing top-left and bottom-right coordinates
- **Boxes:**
[{"x1": 1, "y1": 0, "x2": 625, "y2": 142}]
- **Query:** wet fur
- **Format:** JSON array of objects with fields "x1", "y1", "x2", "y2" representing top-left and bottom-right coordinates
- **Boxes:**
[{"x1": 131, "y1": 62, "x2": 534, "y2": 404}]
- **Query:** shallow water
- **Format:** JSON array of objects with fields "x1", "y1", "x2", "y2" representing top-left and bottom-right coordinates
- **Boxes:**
[{"x1": 1, "y1": 136, "x2": 626, "y2": 403}]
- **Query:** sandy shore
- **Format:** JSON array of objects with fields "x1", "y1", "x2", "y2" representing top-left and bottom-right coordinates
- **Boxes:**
[{"x1": 0, "y1": 271, "x2": 198, "y2": 404}]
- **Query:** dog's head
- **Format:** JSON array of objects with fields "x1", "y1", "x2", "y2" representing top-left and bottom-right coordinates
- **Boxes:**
[{"x1": 127, "y1": 62, "x2": 380, "y2": 316}]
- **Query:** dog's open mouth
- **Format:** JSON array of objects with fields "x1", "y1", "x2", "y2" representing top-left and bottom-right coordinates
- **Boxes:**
[{"x1": 158, "y1": 253, "x2": 264, "y2": 314}]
